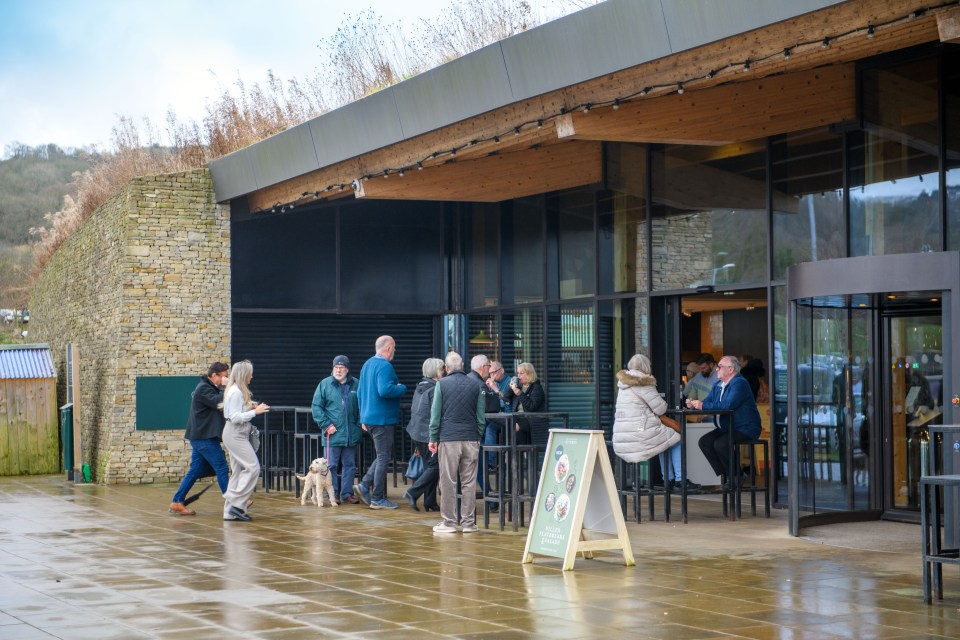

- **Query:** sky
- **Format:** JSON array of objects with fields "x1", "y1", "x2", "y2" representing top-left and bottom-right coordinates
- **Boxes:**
[{"x1": 0, "y1": 0, "x2": 583, "y2": 157}]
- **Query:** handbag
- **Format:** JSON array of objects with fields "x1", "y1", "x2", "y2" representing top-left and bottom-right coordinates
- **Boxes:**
[
  {"x1": 405, "y1": 450, "x2": 424, "y2": 479},
  {"x1": 248, "y1": 427, "x2": 261, "y2": 452},
  {"x1": 659, "y1": 415, "x2": 681, "y2": 433},
  {"x1": 631, "y1": 388, "x2": 681, "y2": 433}
]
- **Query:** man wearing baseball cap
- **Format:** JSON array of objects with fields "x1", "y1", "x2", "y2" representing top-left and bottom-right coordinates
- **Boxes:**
[{"x1": 311, "y1": 355, "x2": 362, "y2": 504}]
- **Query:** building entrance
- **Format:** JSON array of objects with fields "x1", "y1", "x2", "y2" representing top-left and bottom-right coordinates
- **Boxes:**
[
  {"x1": 785, "y1": 251, "x2": 960, "y2": 534},
  {"x1": 884, "y1": 303, "x2": 943, "y2": 519}
]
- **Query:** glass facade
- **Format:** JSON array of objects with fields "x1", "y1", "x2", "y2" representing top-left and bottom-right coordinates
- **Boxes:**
[
  {"x1": 851, "y1": 56, "x2": 940, "y2": 257},
  {"x1": 771, "y1": 129, "x2": 845, "y2": 280},
  {"x1": 651, "y1": 142, "x2": 768, "y2": 290},
  {"x1": 947, "y1": 48, "x2": 960, "y2": 250}
]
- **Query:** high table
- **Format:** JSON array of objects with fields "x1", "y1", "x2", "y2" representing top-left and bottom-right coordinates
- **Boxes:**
[
  {"x1": 481, "y1": 411, "x2": 569, "y2": 531},
  {"x1": 665, "y1": 408, "x2": 735, "y2": 524}
]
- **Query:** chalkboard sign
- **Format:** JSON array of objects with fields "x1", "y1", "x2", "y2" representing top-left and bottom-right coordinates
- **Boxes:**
[
  {"x1": 523, "y1": 429, "x2": 634, "y2": 570},
  {"x1": 135, "y1": 376, "x2": 200, "y2": 430}
]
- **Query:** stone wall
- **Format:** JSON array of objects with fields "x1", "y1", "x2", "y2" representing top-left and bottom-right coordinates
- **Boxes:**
[{"x1": 30, "y1": 169, "x2": 230, "y2": 484}]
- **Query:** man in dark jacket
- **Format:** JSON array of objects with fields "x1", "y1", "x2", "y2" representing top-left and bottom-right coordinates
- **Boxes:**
[
  {"x1": 467, "y1": 354, "x2": 501, "y2": 493},
  {"x1": 169, "y1": 362, "x2": 230, "y2": 516},
  {"x1": 312, "y1": 355, "x2": 362, "y2": 504},
  {"x1": 686, "y1": 355, "x2": 762, "y2": 487},
  {"x1": 429, "y1": 352, "x2": 485, "y2": 534}
]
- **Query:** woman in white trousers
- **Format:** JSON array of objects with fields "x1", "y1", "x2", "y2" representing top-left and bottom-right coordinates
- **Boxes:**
[{"x1": 222, "y1": 360, "x2": 270, "y2": 521}]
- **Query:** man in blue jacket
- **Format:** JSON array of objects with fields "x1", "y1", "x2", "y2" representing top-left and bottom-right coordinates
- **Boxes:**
[
  {"x1": 686, "y1": 355, "x2": 761, "y2": 487},
  {"x1": 312, "y1": 355, "x2": 362, "y2": 504},
  {"x1": 355, "y1": 336, "x2": 407, "y2": 509}
]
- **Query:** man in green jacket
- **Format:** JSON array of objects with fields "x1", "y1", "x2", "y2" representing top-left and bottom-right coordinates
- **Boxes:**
[{"x1": 311, "y1": 355, "x2": 362, "y2": 504}]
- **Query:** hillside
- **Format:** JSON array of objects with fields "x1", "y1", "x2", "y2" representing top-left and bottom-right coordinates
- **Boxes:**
[{"x1": 0, "y1": 144, "x2": 95, "y2": 246}]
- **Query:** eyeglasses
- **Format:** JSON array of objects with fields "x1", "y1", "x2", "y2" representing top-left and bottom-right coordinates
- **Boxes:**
[{"x1": 490, "y1": 368, "x2": 502, "y2": 374}]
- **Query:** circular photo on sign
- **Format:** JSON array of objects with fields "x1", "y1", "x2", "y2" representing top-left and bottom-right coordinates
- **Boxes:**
[
  {"x1": 554, "y1": 445, "x2": 564, "y2": 460},
  {"x1": 544, "y1": 492, "x2": 556, "y2": 512},
  {"x1": 554, "y1": 454, "x2": 569, "y2": 482},
  {"x1": 554, "y1": 493, "x2": 570, "y2": 521},
  {"x1": 565, "y1": 473, "x2": 576, "y2": 494}
]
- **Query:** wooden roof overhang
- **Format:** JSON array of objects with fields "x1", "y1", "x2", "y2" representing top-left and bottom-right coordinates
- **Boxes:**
[{"x1": 244, "y1": 0, "x2": 951, "y2": 212}]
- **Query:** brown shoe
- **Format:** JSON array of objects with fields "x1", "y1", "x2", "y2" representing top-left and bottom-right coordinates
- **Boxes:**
[
  {"x1": 169, "y1": 502, "x2": 196, "y2": 516},
  {"x1": 341, "y1": 495, "x2": 360, "y2": 504}
]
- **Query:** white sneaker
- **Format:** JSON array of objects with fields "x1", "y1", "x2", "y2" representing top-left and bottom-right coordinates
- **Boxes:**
[
  {"x1": 433, "y1": 522, "x2": 458, "y2": 533},
  {"x1": 460, "y1": 524, "x2": 479, "y2": 533}
]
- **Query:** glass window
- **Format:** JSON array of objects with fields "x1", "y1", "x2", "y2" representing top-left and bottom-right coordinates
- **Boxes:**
[
  {"x1": 466, "y1": 313, "x2": 499, "y2": 364},
  {"x1": 946, "y1": 48, "x2": 960, "y2": 250},
  {"x1": 502, "y1": 197, "x2": 544, "y2": 304},
  {"x1": 598, "y1": 298, "x2": 638, "y2": 435},
  {"x1": 464, "y1": 203, "x2": 499, "y2": 308},
  {"x1": 341, "y1": 201, "x2": 444, "y2": 311},
  {"x1": 547, "y1": 303, "x2": 595, "y2": 427},
  {"x1": 550, "y1": 188, "x2": 596, "y2": 299},
  {"x1": 501, "y1": 308, "x2": 544, "y2": 384},
  {"x1": 651, "y1": 142, "x2": 768, "y2": 290},
  {"x1": 771, "y1": 129, "x2": 846, "y2": 279},
  {"x1": 851, "y1": 56, "x2": 940, "y2": 256},
  {"x1": 601, "y1": 142, "x2": 648, "y2": 294},
  {"x1": 232, "y1": 206, "x2": 336, "y2": 309}
]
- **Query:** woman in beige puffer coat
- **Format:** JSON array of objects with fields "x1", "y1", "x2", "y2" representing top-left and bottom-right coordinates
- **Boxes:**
[{"x1": 612, "y1": 354, "x2": 681, "y2": 485}]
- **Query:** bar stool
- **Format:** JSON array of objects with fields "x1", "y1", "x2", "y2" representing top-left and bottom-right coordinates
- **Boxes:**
[
  {"x1": 609, "y1": 445, "x2": 662, "y2": 523},
  {"x1": 734, "y1": 438, "x2": 770, "y2": 517}
]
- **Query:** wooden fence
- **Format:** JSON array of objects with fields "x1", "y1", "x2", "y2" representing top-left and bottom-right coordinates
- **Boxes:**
[{"x1": 0, "y1": 377, "x2": 59, "y2": 475}]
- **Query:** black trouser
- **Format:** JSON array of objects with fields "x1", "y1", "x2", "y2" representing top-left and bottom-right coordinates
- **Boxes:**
[
  {"x1": 698, "y1": 428, "x2": 754, "y2": 478},
  {"x1": 406, "y1": 440, "x2": 439, "y2": 509}
]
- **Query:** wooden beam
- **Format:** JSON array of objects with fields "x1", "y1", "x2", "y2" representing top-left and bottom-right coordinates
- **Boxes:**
[
  {"x1": 937, "y1": 6, "x2": 960, "y2": 43},
  {"x1": 355, "y1": 141, "x2": 602, "y2": 202},
  {"x1": 558, "y1": 64, "x2": 855, "y2": 145}
]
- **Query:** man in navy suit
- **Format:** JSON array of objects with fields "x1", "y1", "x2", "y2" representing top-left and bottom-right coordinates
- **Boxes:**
[{"x1": 686, "y1": 355, "x2": 761, "y2": 486}]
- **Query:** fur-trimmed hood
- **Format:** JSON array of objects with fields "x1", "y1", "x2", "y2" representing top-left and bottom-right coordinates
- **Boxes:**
[{"x1": 616, "y1": 369, "x2": 657, "y2": 389}]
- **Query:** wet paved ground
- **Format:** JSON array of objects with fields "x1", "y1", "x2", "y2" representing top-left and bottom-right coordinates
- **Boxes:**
[{"x1": 0, "y1": 475, "x2": 957, "y2": 639}]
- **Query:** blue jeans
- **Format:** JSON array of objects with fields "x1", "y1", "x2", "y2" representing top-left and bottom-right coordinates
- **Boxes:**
[
  {"x1": 361, "y1": 425, "x2": 394, "y2": 501},
  {"x1": 327, "y1": 445, "x2": 357, "y2": 499},
  {"x1": 659, "y1": 442, "x2": 682, "y2": 483},
  {"x1": 172, "y1": 438, "x2": 229, "y2": 503}
]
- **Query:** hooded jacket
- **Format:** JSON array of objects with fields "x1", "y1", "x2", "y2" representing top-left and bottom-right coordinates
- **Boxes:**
[{"x1": 612, "y1": 370, "x2": 679, "y2": 463}]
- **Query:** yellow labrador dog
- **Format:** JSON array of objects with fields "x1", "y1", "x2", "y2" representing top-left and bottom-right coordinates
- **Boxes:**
[{"x1": 297, "y1": 457, "x2": 338, "y2": 507}]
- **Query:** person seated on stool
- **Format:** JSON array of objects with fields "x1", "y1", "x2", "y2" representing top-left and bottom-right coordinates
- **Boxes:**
[{"x1": 685, "y1": 355, "x2": 761, "y2": 488}]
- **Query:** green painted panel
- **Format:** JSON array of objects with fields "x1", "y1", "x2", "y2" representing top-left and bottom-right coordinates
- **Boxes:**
[{"x1": 135, "y1": 376, "x2": 199, "y2": 431}]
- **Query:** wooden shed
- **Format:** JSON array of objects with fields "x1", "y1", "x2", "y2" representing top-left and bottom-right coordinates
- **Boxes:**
[{"x1": 0, "y1": 344, "x2": 58, "y2": 475}]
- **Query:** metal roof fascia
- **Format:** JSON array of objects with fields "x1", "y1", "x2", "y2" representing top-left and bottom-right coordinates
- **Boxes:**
[
  {"x1": 390, "y1": 41, "x2": 514, "y2": 140},
  {"x1": 309, "y1": 87, "x2": 406, "y2": 171},
  {"x1": 660, "y1": 0, "x2": 846, "y2": 52},
  {"x1": 247, "y1": 121, "x2": 321, "y2": 192},
  {"x1": 500, "y1": 0, "x2": 672, "y2": 101}
]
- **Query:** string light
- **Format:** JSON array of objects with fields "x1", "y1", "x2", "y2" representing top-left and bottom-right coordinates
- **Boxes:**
[{"x1": 254, "y1": 1, "x2": 951, "y2": 213}]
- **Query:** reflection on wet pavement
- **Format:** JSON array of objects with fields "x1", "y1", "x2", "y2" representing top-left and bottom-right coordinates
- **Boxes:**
[{"x1": 0, "y1": 475, "x2": 956, "y2": 639}]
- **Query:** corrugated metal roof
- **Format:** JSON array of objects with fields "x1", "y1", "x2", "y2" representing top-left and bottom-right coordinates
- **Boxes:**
[{"x1": 0, "y1": 344, "x2": 56, "y2": 380}]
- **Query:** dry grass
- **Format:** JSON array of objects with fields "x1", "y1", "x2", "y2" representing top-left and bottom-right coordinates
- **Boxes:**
[{"x1": 29, "y1": 0, "x2": 595, "y2": 276}]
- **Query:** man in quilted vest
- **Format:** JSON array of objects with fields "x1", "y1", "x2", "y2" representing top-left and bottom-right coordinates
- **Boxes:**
[{"x1": 428, "y1": 351, "x2": 485, "y2": 534}]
